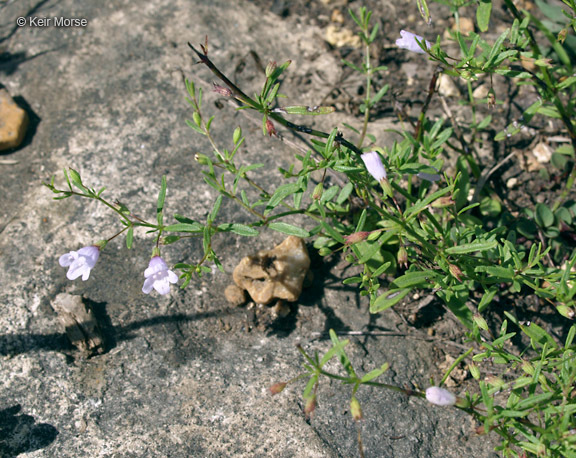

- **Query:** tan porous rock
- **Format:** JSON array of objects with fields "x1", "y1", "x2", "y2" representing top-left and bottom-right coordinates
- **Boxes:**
[
  {"x1": 232, "y1": 236, "x2": 310, "y2": 305},
  {"x1": 0, "y1": 89, "x2": 28, "y2": 151}
]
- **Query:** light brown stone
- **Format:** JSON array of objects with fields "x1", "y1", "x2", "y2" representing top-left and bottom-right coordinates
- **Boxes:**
[
  {"x1": 224, "y1": 284, "x2": 247, "y2": 306},
  {"x1": 232, "y1": 236, "x2": 310, "y2": 305},
  {"x1": 0, "y1": 89, "x2": 28, "y2": 151}
]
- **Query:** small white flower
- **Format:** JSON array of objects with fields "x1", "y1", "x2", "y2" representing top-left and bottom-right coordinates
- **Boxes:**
[
  {"x1": 142, "y1": 256, "x2": 178, "y2": 295},
  {"x1": 361, "y1": 151, "x2": 387, "y2": 182},
  {"x1": 396, "y1": 30, "x2": 432, "y2": 54},
  {"x1": 425, "y1": 386, "x2": 457, "y2": 406},
  {"x1": 59, "y1": 246, "x2": 100, "y2": 281}
]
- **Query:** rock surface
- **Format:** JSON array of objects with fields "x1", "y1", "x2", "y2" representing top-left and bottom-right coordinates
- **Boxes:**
[{"x1": 0, "y1": 0, "x2": 499, "y2": 457}]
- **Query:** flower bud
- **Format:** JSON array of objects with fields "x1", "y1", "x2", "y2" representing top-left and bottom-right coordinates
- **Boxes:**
[
  {"x1": 265, "y1": 118, "x2": 276, "y2": 137},
  {"x1": 212, "y1": 83, "x2": 232, "y2": 97},
  {"x1": 304, "y1": 395, "x2": 317, "y2": 418},
  {"x1": 425, "y1": 386, "x2": 456, "y2": 406},
  {"x1": 344, "y1": 231, "x2": 371, "y2": 245},
  {"x1": 487, "y1": 88, "x2": 496, "y2": 108},
  {"x1": 194, "y1": 153, "x2": 211, "y2": 165},
  {"x1": 269, "y1": 382, "x2": 287, "y2": 395},
  {"x1": 397, "y1": 246, "x2": 408, "y2": 269},
  {"x1": 380, "y1": 178, "x2": 394, "y2": 199},
  {"x1": 350, "y1": 396, "x2": 363, "y2": 421},
  {"x1": 468, "y1": 363, "x2": 480, "y2": 380},
  {"x1": 448, "y1": 263, "x2": 463, "y2": 282},
  {"x1": 265, "y1": 61, "x2": 277, "y2": 78},
  {"x1": 431, "y1": 196, "x2": 455, "y2": 208},
  {"x1": 312, "y1": 183, "x2": 323, "y2": 200}
]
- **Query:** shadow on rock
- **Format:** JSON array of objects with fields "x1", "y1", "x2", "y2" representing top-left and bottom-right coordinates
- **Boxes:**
[
  {"x1": 0, "y1": 404, "x2": 58, "y2": 456},
  {"x1": 0, "y1": 308, "x2": 240, "y2": 357}
]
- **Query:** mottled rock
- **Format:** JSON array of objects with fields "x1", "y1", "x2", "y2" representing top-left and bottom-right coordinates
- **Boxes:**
[
  {"x1": 51, "y1": 293, "x2": 105, "y2": 355},
  {"x1": 232, "y1": 236, "x2": 310, "y2": 304},
  {"x1": 0, "y1": 89, "x2": 28, "y2": 151}
]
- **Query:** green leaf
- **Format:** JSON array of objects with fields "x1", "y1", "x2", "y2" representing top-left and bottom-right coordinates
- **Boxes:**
[
  {"x1": 217, "y1": 223, "x2": 259, "y2": 237},
  {"x1": 209, "y1": 195, "x2": 223, "y2": 223},
  {"x1": 275, "y1": 105, "x2": 335, "y2": 115},
  {"x1": 337, "y1": 182, "x2": 354, "y2": 205},
  {"x1": 483, "y1": 28, "x2": 510, "y2": 70},
  {"x1": 126, "y1": 227, "x2": 134, "y2": 249},
  {"x1": 404, "y1": 186, "x2": 452, "y2": 219},
  {"x1": 265, "y1": 182, "x2": 301, "y2": 213},
  {"x1": 520, "y1": 321, "x2": 559, "y2": 350},
  {"x1": 68, "y1": 168, "x2": 88, "y2": 193},
  {"x1": 371, "y1": 289, "x2": 411, "y2": 313},
  {"x1": 391, "y1": 270, "x2": 439, "y2": 289},
  {"x1": 360, "y1": 363, "x2": 389, "y2": 383},
  {"x1": 157, "y1": 175, "x2": 167, "y2": 225},
  {"x1": 445, "y1": 239, "x2": 498, "y2": 254},
  {"x1": 477, "y1": 0, "x2": 492, "y2": 32},
  {"x1": 268, "y1": 222, "x2": 310, "y2": 237},
  {"x1": 436, "y1": 283, "x2": 473, "y2": 328},
  {"x1": 475, "y1": 265, "x2": 515, "y2": 280},
  {"x1": 535, "y1": 203, "x2": 554, "y2": 227},
  {"x1": 329, "y1": 329, "x2": 356, "y2": 377},
  {"x1": 478, "y1": 286, "x2": 498, "y2": 312}
]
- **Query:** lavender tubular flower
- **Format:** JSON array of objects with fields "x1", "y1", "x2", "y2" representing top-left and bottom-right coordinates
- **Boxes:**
[
  {"x1": 361, "y1": 151, "x2": 387, "y2": 182},
  {"x1": 425, "y1": 386, "x2": 457, "y2": 406},
  {"x1": 396, "y1": 30, "x2": 432, "y2": 54},
  {"x1": 142, "y1": 256, "x2": 178, "y2": 295},
  {"x1": 59, "y1": 245, "x2": 100, "y2": 281}
]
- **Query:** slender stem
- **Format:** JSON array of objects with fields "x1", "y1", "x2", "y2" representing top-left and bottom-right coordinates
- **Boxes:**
[
  {"x1": 188, "y1": 42, "x2": 364, "y2": 156},
  {"x1": 357, "y1": 34, "x2": 372, "y2": 149}
]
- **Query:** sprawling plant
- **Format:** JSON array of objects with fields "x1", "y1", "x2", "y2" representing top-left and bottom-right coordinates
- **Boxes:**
[{"x1": 46, "y1": 1, "x2": 576, "y2": 455}]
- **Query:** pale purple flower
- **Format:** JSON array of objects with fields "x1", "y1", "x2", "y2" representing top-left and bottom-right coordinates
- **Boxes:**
[
  {"x1": 396, "y1": 30, "x2": 432, "y2": 54},
  {"x1": 425, "y1": 386, "x2": 457, "y2": 406},
  {"x1": 59, "y1": 245, "x2": 100, "y2": 281},
  {"x1": 142, "y1": 256, "x2": 178, "y2": 295},
  {"x1": 361, "y1": 151, "x2": 387, "y2": 182}
]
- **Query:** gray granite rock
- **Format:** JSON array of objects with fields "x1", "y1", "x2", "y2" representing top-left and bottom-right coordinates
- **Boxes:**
[{"x1": 0, "y1": 0, "x2": 499, "y2": 456}]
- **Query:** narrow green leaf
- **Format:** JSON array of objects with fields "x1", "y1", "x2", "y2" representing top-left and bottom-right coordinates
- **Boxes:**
[
  {"x1": 268, "y1": 222, "x2": 310, "y2": 238},
  {"x1": 445, "y1": 239, "x2": 498, "y2": 254},
  {"x1": 266, "y1": 182, "x2": 301, "y2": 212},
  {"x1": 404, "y1": 186, "x2": 451, "y2": 219},
  {"x1": 371, "y1": 289, "x2": 411, "y2": 313},
  {"x1": 126, "y1": 227, "x2": 134, "y2": 249},
  {"x1": 477, "y1": 0, "x2": 492, "y2": 32},
  {"x1": 217, "y1": 223, "x2": 259, "y2": 237},
  {"x1": 391, "y1": 270, "x2": 439, "y2": 288},
  {"x1": 275, "y1": 105, "x2": 335, "y2": 115},
  {"x1": 483, "y1": 29, "x2": 509, "y2": 70},
  {"x1": 519, "y1": 321, "x2": 559, "y2": 350},
  {"x1": 478, "y1": 286, "x2": 498, "y2": 312},
  {"x1": 360, "y1": 363, "x2": 389, "y2": 383},
  {"x1": 329, "y1": 329, "x2": 356, "y2": 377},
  {"x1": 209, "y1": 195, "x2": 223, "y2": 222},
  {"x1": 475, "y1": 265, "x2": 515, "y2": 279},
  {"x1": 157, "y1": 175, "x2": 167, "y2": 225}
]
